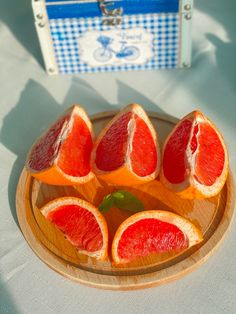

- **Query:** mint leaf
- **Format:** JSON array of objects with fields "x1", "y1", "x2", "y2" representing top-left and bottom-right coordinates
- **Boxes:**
[
  {"x1": 112, "y1": 191, "x2": 125, "y2": 200},
  {"x1": 98, "y1": 194, "x2": 114, "y2": 212},
  {"x1": 113, "y1": 190, "x2": 144, "y2": 212},
  {"x1": 99, "y1": 190, "x2": 144, "y2": 213}
]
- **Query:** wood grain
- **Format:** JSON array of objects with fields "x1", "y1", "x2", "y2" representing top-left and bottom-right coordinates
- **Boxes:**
[{"x1": 16, "y1": 111, "x2": 235, "y2": 289}]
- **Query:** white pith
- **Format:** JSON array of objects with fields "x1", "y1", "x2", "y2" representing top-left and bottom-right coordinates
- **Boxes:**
[
  {"x1": 112, "y1": 210, "x2": 203, "y2": 263},
  {"x1": 54, "y1": 114, "x2": 73, "y2": 164},
  {"x1": 126, "y1": 115, "x2": 136, "y2": 166},
  {"x1": 92, "y1": 104, "x2": 161, "y2": 179},
  {"x1": 41, "y1": 197, "x2": 107, "y2": 259},
  {"x1": 161, "y1": 111, "x2": 228, "y2": 197}
]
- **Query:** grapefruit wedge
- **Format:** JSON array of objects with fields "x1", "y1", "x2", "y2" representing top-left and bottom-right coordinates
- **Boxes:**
[
  {"x1": 41, "y1": 197, "x2": 108, "y2": 260},
  {"x1": 25, "y1": 105, "x2": 94, "y2": 185},
  {"x1": 91, "y1": 104, "x2": 160, "y2": 186},
  {"x1": 160, "y1": 111, "x2": 228, "y2": 199},
  {"x1": 112, "y1": 210, "x2": 203, "y2": 264}
]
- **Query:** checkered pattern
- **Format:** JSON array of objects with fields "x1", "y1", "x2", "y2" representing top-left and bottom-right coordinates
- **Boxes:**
[{"x1": 49, "y1": 13, "x2": 179, "y2": 74}]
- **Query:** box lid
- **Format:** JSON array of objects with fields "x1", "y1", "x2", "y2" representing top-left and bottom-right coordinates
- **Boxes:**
[{"x1": 45, "y1": 0, "x2": 180, "y2": 19}]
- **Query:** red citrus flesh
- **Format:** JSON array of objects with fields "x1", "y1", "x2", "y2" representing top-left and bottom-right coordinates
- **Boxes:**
[
  {"x1": 194, "y1": 123, "x2": 225, "y2": 186},
  {"x1": 163, "y1": 117, "x2": 225, "y2": 187},
  {"x1": 95, "y1": 112, "x2": 132, "y2": 171},
  {"x1": 58, "y1": 115, "x2": 93, "y2": 177},
  {"x1": 46, "y1": 204, "x2": 103, "y2": 252},
  {"x1": 117, "y1": 218, "x2": 188, "y2": 261},
  {"x1": 28, "y1": 113, "x2": 93, "y2": 177},
  {"x1": 163, "y1": 119, "x2": 193, "y2": 184},
  {"x1": 95, "y1": 112, "x2": 157, "y2": 176},
  {"x1": 28, "y1": 114, "x2": 69, "y2": 171},
  {"x1": 130, "y1": 114, "x2": 157, "y2": 176}
]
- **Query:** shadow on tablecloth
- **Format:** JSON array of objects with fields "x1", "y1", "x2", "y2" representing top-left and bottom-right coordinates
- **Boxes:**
[
  {"x1": 0, "y1": 78, "x2": 166, "y2": 226},
  {"x1": 0, "y1": 80, "x2": 61, "y2": 227},
  {"x1": 0, "y1": 77, "x2": 166, "y2": 228},
  {"x1": 0, "y1": 0, "x2": 44, "y2": 68},
  {"x1": 189, "y1": 1, "x2": 236, "y2": 130},
  {"x1": 196, "y1": 1, "x2": 236, "y2": 94},
  {"x1": 0, "y1": 276, "x2": 20, "y2": 314},
  {"x1": 0, "y1": 78, "x2": 108, "y2": 227}
]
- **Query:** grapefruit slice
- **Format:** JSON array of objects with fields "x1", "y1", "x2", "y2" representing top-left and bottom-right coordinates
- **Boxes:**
[
  {"x1": 41, "y1": 197, "x2": 108, "y2": 260},
  {"x1": 112, "y1": 210, "x2": 203, "y2": 264},
  {"x1": 25, "y1": 105, "x2": 94, "y2": 185},
  {"x1": 91, "y1": 104, "x2": 160, "y2": 186},
  {"x1": 160, "y1": 111, "x2": 228, "y2": 198}
]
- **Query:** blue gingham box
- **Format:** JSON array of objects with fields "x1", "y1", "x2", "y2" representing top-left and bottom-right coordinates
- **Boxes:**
[{"x1": 32, "y1": 0, "x2": 193, "y2": 74}]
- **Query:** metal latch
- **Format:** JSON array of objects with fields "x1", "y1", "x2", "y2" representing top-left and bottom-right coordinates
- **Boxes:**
[{"x1": 98, "y1": 0, "x2": 123, "y2": 25}]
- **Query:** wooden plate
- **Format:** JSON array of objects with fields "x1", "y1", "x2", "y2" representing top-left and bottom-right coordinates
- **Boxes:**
[{"x1": 16, "y1": 111, "x2": 235, "y2": 290}]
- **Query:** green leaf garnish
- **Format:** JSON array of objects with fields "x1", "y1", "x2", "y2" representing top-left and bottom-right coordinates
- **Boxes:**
[
  {"x1": 99, "y1": 190, "x2": 144, "y2": 213},
  {"x1": 98, "y1": 193, "x2": 114, "y2": 212}
]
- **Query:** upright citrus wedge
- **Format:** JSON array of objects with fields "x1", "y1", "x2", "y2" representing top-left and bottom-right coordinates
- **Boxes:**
[
  {"x1": 41, "y1": 197, "x2": 108, "y2": 260},
  {"x1": 112, "y1": 210, "x2": 203, "y2": 264},
  {"x1": 91, "y1": 104, "x2": 160, "y2": 186},
  {"x1": 25, "y1": 105, "x2": 94, "y2": 185},
  {"x1": 160, "y1": 111, "x2": 228, "y2": 198}
]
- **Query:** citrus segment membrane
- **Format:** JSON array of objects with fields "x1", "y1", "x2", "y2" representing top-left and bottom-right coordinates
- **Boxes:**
[
  {"x1": 95, "y1": 112, "x2": 132, "y2": 171},
  {"x1": 57, "y1": 115, "x2": 93, "y2": 177},
  {"x1": 112, "y1": 211, "x2": 203, "y2": 264},
  {"x1": 28, "y1": 114, "x2": 69, "y2": 171},
  {"x1": 190, "y1": 124, "x2": 199, "y2": 154},
  {"x1": 46, "y1": 204, "x2": 103, "y2": 252},
  {"x1": 194, "y1": 122, "x2": 225, "y2": 186},
  {"x1": 92, "y1": 104, "x2": 160, "y2": 186},
  {"x1": 163, "y1": 118, "x2": 193, "y2": 184},
  {"x1": 26, "y1": 105, "x2": 94, "y2": 185},
  {"x1": 28, "y1": 112, "x2": 93, "y2": 177},
  {"x1": 41, "y1": 197, "x2": 109, "y2": 260},
  {"x1": 94, "y1": 110, "x2": 158, "y2": 177},
  {"x1": 130, "y1": 114, "x2": 158, "y2": 177},
  {"x1": 117, "y1": 218, "x2": 188, "y2": 261},
  {"x1": 162, "y1": 112, "x2": 226, "y2": 189}
]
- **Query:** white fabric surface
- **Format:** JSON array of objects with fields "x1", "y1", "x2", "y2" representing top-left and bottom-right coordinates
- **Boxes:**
[{"x1": 0, "y1": 0, "x2": 236, "y2": 313}]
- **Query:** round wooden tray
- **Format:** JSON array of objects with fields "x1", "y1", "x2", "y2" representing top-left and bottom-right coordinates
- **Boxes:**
[{"x1": 16, "y1": 111, "x2": 235, "y2": 290}]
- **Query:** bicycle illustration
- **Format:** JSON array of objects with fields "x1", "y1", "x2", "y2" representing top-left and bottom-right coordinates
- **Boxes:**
[{"x1": 93, "y1": 36, "x2": 140, "y2": 62}]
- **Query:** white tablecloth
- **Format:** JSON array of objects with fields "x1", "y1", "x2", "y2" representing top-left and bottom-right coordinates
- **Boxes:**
[{"x1": 1, "y1": 0, "x2": 236, "y2": 313}]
